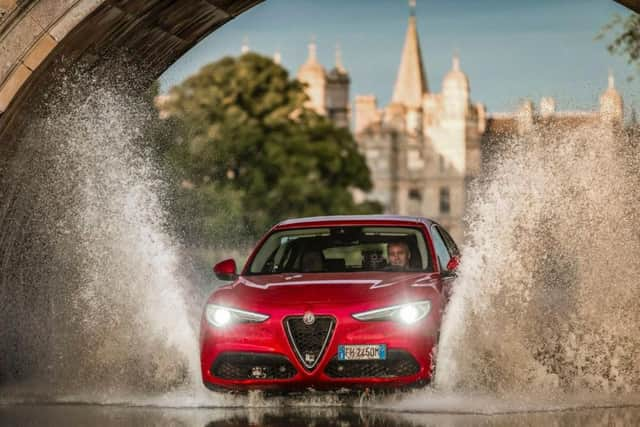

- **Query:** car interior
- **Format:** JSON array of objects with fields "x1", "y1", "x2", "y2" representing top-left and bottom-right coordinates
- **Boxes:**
[{"x1": 258, "y1": 227, "x2": 430, "y2": 274}]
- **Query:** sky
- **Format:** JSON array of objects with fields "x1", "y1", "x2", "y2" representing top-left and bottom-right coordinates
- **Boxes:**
[{"x1": 159, "y1": 0, "x2": 638, "y2": 116}]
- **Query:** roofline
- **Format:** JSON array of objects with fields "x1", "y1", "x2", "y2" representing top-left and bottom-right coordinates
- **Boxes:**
[{"x1": 274, "y1": 214, "x2": 435, "y2": 229}]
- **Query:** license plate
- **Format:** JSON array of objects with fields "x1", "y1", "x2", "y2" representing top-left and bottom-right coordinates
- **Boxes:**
[{"x1": 338, "y1": 344, "x2": 387, "y2": 360}]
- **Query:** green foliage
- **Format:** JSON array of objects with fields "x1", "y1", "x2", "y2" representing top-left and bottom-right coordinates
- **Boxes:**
[
  {"x1": 597, "y1": 13, "x2": 640, "y2": 79},
  {"x1": 159, "y1": 53, "x2": 381, "y2": 244}
]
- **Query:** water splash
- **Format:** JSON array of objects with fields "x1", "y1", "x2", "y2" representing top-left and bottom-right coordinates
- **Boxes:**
[
  {"x1": 435, "y1": 122, "x2": 640, "y2": 400},
  {"x1": 0, "y1": 66, "x2": 211, "y2": 402}
]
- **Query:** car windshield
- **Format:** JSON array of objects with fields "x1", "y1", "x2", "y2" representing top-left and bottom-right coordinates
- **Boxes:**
[{"x1": 246, "y1": 226, "x2": 433, "y2": 274}]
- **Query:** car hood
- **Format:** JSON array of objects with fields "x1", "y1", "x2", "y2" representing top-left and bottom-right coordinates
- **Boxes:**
[{"x1": 212, "y1": 271, "x2": 440, "y2": 307}]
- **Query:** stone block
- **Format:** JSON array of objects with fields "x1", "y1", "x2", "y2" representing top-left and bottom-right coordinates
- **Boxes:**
[
  {"x1": 0, "y1": 15, "x2": 42, "y2": 84},
  {"x1": 30, "y1": 0, "x2": 78, "y2": 31},
  {"x1": 23, "y1": 33, "x2": 57, "y2": 71},
  {"x1": 50, "y1": 0, "x2": 103, "y2": 42},
  {"x1": 0, "y1": 63, "x2": 30, "y2": 113},
  {"x1": 0, "y1": 1, "x2": 16, "y2": 10}
]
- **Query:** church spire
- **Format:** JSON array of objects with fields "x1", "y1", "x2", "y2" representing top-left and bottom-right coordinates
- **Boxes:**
[{"x1": 391, "y1": 0, "x2": 428, "y2": 108}]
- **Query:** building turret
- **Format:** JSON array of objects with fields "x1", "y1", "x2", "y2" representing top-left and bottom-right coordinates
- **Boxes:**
[
  {"x1": 326, "y1": 44, "x2": 350, "y2": 128},
  {"x1": 599, "y1": 70, "x2": 623, "y2": 124},
  {"x1": 442, "y1": 54, "x2": 469, "y2": 116},
  {"x1": 540, "y1": 97, "x2": 556, "y2": 118},
  {"x1": 297, "y1": 39, "x2": 327, "y2": 114},
  {"x1": 517, "y1": 99, "x2": 535, "y2": 134}
]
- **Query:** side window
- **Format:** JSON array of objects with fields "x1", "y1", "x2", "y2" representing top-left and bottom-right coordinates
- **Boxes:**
[
  {"x1": 438, "y1": 226, "x2": 459, "y2": 256},
  {"x1": 439, "y1": 187, "x2": 450, "y2": 214},
  {"x1": 430, "y1": 225, "x2": 451, "y2": 271}
]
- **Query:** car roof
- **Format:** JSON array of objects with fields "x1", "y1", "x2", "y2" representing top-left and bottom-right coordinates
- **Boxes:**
[{"x1": 274, "y1": 214, "x2": 436, "y2": 229}]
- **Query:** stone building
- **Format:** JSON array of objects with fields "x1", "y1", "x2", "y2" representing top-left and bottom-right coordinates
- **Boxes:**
[
  {"x1": 297, "y1": 5, "x2": 624, "y2": 243},
  {"x1": 297, "y1": 41, "x2": 351, "y2": 129},
  {"x1": 483, "y1": 71, "x2": 624, "y2": 153}
]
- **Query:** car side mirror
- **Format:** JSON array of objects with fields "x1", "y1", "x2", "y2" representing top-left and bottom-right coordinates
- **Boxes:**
[
  {"x1": 446, "y1": 256, "x2": 460, "y2": 273},
  {"x1": 213, "y1": 259, "x2": 238, "y2": 281}
]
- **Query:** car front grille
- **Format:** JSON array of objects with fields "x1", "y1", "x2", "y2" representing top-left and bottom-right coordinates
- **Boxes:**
[
  {"x1": 211, "y1": 352, "x2": 297, "y2": 380},
  {"x1": 324, "y1": 350, "x2": 420, "y2": 378},
  {"x1": 284, "y1": 315, "x2": 335, "y2": 370}
]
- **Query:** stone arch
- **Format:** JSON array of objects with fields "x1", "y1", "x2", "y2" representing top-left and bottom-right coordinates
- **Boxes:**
[{"x1": 0, "y1": 0, "x2": 262, "y2": 137}]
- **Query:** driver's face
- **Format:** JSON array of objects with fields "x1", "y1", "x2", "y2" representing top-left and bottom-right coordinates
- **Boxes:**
[{"x1": 388, "y1": 243, "x2": 410, "y2": 267}]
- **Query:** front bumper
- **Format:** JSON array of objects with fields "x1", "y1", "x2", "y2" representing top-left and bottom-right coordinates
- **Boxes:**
[{"x1": 200, "y1": 308, "x2": 438, "y2": 391}]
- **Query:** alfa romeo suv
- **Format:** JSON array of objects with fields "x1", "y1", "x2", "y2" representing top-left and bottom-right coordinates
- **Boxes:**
[{"x1": 200, "y1": 215, "x2": 460, "y2": 392}]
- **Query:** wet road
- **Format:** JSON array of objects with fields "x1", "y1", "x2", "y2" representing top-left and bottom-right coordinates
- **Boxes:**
[{"x1": 2, "y1": 404, "x2": 640, "y2": 426}]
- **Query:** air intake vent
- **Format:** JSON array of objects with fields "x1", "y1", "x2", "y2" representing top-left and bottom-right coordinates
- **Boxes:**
[
  {"x1": 324, "y1": 350, "x2": 420, "y2": 378},
  {"x1": 211, "y1": 352, "x2": 297, "y2": 380},
  {"x1": 285, "y1": 315, "x2": 335, "y2": 371}
]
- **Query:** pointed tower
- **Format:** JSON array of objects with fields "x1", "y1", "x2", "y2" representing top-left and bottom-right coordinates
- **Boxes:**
[
  {"x1": 297, "y1": 38, "x2": 327, "y2": 114},
  {"x1": 599, "y1": 69, "x2": 623, "y2": 125},
  {"x1": 442, "y1": 53, "x2": 469, "y2": 117},
  {"x1": 391, "y1": 0, "x2": 428, "y2": 109},
  {"x1": 326, "y1": 43, "x2": 351, "y2": 128}
]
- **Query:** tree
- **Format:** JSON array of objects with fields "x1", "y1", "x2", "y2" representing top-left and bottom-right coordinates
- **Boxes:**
[
  {"x1": 598, "y1": 13, "x2": 640, "y2": 79},
  {"x1": 161, "y1": 53, "x2": 380, "y2": 244}
]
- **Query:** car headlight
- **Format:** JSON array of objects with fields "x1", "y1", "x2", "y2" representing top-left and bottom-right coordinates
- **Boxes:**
[
  {"x1": 352, "y1": 301, "x2": 431, "y2": 324},
  {"x1": 205, "y1": 304, "x2": 269, "y2": 328}
]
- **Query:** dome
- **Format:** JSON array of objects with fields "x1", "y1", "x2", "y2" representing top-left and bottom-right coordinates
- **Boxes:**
[
  {"x1": 442, "y1": 55, "x2": 469, "y2": 92},
  {"x1": 297, "y1": 42, "x2": 326, "y2": 79},
  {"x1": 298, "y1": 61, "x2": 325, "y2": 78},
  {"x1": 327, "y1": 66, "x2": 349, "y2": 83}
]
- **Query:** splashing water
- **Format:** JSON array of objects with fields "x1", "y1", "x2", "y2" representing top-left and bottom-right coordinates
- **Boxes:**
[
  {"x1": 434, "y1": 122, "x2": 640, "y2": 403},
  {"x1": 0, "y1": 67, "x2": 216, "y2": 403}
]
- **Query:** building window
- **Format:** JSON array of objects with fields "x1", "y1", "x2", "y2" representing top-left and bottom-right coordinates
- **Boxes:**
[
  {"x1": 408, "y1": 189, "x2": 422, "y2": 216},
  {"x1": 439, "y1": 154, "x2": 445, "y2": 173},
  {"x1": 439, "y1": 187, "x2": 450, "y2": 214}
]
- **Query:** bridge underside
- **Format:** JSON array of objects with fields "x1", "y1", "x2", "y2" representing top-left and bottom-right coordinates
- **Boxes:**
[
  {"x1": 0, "y1": 0, "x2": 263, "y2": 141},
  {"x1": 614, "y1": 0, "x2": 640, "y2": 13}
]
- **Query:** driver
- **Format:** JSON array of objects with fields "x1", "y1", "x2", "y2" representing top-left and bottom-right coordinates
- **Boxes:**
[{"x1": 387, "y1": 241, "x2": 411, "y2": 271}]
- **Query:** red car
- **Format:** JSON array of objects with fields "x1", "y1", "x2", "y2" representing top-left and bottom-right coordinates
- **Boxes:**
[{"x1": 200, "y1": 215, "x2": 460, "y2": 392}]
